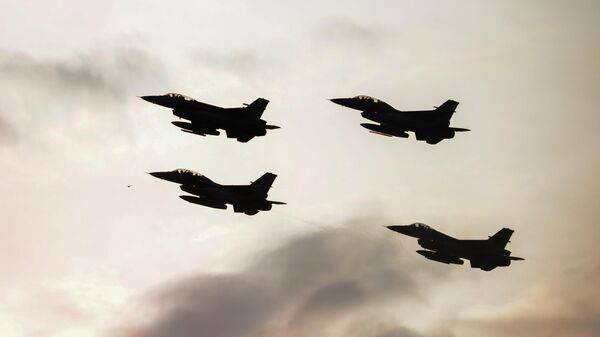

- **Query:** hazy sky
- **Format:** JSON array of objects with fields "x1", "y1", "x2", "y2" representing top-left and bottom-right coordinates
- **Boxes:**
[{"x1": 0, "y1": 1, "x2": 599, "y2": 337}]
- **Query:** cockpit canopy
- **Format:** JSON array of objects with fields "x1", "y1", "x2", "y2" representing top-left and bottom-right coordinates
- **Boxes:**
[
  {"x1": 173, "y1": 168, "x2": 202, "y2": 176},
  {"x1": 413, "y1": 222, "x2": 431, "y2": 229},
  {"x1": 165, "y1": 93, "x2": 195, "y2": 101},
  {"x1": 354, "y1": 95, "x2": 380, "y2": 103}
]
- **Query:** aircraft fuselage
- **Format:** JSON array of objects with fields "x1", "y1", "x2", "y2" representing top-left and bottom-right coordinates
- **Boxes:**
[{"x1": 360, "y1": 110, "x2": 451, "y2": 131}]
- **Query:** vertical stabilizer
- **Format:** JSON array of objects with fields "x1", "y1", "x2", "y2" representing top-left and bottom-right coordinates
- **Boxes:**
[
  {"x1": 435, "y1": 100, "x2": 459, "y2": 121},
  {"x1": 246, "y1": 98, "x2": 269, "y2": 118},
  {"x1": 489, "y1": 228, "x2": 514, "y2": 248},
  {"x1": 251, "y1": 172, "x2": 277, "y2": 196}
]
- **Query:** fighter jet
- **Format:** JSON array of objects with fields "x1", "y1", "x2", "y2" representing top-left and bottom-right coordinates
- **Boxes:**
[
  {"x1": 386, "y1": 223, "x2": 524, "y2": 271},
  {"x1": 149, "y1": 168, "x2": 285, "y2": 215},
  {"x1": 330, "y1": 95, "x2": 470, "y2": 144},
  {"x1": 141, "y1": 93, "x2": 279, "y2": 142}
]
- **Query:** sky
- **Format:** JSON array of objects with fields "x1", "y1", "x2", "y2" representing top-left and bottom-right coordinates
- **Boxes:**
[{"x1": 0, "y1": 1, "x2": 599, "y2": 336}]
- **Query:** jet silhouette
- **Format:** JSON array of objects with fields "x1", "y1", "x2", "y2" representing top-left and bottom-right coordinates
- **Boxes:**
[
  {"x1": 386, "y1": 223, "x2": 524, "y2": 271},
  {"x1": 141, "y1": 93, "x2": 279, "y2": 142},
  {"x1": 149, "y1": 169, "x2": 285, "y2": 215},
  {"x1": 330, "y1": 95, "x2": 469, "y2": 144}
]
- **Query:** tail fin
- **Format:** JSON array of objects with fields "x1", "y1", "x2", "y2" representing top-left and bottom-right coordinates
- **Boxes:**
[
  {"x1": 435, "y1": 100, "x2": 459, "y2": 117},
  {"x1": 488, "y1": 228, "x2": 514, "y2": 248},
  {"x1": 251, "y1": 172, "x2": 277, "y2": 195},
  {"x1": 245, "y1": 98, "x2": 269, "y2": 118}
]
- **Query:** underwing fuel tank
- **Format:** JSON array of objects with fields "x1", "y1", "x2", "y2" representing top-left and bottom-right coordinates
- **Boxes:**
[
  {"x1": 416, "y1": 250, "x2": 464, "y2": 265},
  {"x1": 179, "y1": 195, "x2": 227, "y2": 209},
  {"x1": 171, "y1": 121, "x2": 193, "y2": 129},
  {"x1": 360, "y1": 123, "x2": 409, "y2": 138},
  {"x1": 171, "y1": 121, "x2": 220, "y2": 135}
]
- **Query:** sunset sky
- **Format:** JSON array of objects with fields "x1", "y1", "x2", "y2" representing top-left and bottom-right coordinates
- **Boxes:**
[{"x1": 0, "y1": 1, "x2": 599, "y2": 336}]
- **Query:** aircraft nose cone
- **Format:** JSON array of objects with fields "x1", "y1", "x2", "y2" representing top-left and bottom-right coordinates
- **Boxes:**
[
  {"x1": 148, "y1": 171, "x2": 169, "y2": 180},
  {"x1": 329, "y1": 98, "x2": 350, "y2": 106},
  {"x1": 386, "y1": 225, "x2": 412, "y2": 235},
  {"x1": 140, "y1": 95, "x2": 161, "y2": 104}
]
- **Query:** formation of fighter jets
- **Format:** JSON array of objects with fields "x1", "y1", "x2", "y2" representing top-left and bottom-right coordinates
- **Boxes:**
[{"x1": 142, "y1": 92, "x2": 523, "y2": 270}]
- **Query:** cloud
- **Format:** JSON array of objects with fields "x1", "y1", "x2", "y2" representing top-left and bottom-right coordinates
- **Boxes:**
[
  {"x1": 456, "y1": 263, "x2": 600, "y2": 337},
  {"x1": 0, "y1": 48, "x2": 165, "y2": 102},
  {"x1": 0, "y1": 48, "x2": 168, "y2": 146},
  {"x1": 342, "y1": 319, "x2": 452, "y2": 337},
  {"x1": 0, "y1": 115, "x2": 17, "y2": 143},
  {"x1": 191, "y1": 50, "x2": 271, "y2": 78},
  {"x1": 113, "y1": 216, "x2": 449, "y2": 337},
  {"x1": 314, "y1": 17, "x2": 385, "y2": 48}
]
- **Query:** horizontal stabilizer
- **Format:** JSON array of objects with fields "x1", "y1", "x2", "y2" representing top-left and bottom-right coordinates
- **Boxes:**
[
  {"x1": 265, "y1": 125, "x2": 280, "y2": 130},
  {"x1": 509, "y1": 256, "x2": 525, "y2": 261},
  {"x1": 268, "y1": 200, "x2": 286, "y2": 205}
]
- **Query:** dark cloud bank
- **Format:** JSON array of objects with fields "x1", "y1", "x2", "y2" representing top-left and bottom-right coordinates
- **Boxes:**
[
  {"x1": 113, "y1": 216, "x2": 451, "y2": 337},
  {"x1": 111, "y1": 213, "x2": 600, "y2": 337}
]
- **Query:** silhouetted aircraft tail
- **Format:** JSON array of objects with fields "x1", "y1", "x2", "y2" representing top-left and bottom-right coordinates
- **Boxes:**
[
  {"x1": 435, "y1": 100, "x2": 459, "y2": 120},
  {"x1": 488, "y1": 228, "x2": 514, "y2": 248},
  {"x1": 251, "y1": 172, "x2": 277, "y2": 195},
  {"x1": 245, "y1": 98, "x2": 269, "y2": 118}
]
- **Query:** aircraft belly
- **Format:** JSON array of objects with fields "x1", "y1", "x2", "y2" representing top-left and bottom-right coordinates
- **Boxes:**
[
  {"x1": 191, "y1": 187, "x2": 235, "y2": 203},
  {"x1": 418, "y1": 239, "x2": 468, "y2": 259},
  {"x1": 184, "y1": 110, "x2": 253, "y2": 128},
  {"x1": 373, "y1": 114, "x2": 408, "y2": 128}
]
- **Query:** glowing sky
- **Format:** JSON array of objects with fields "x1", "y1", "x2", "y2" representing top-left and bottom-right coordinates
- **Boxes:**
[{"x1": 0, "y1": 1, "x2": 599, "y2": 336}]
